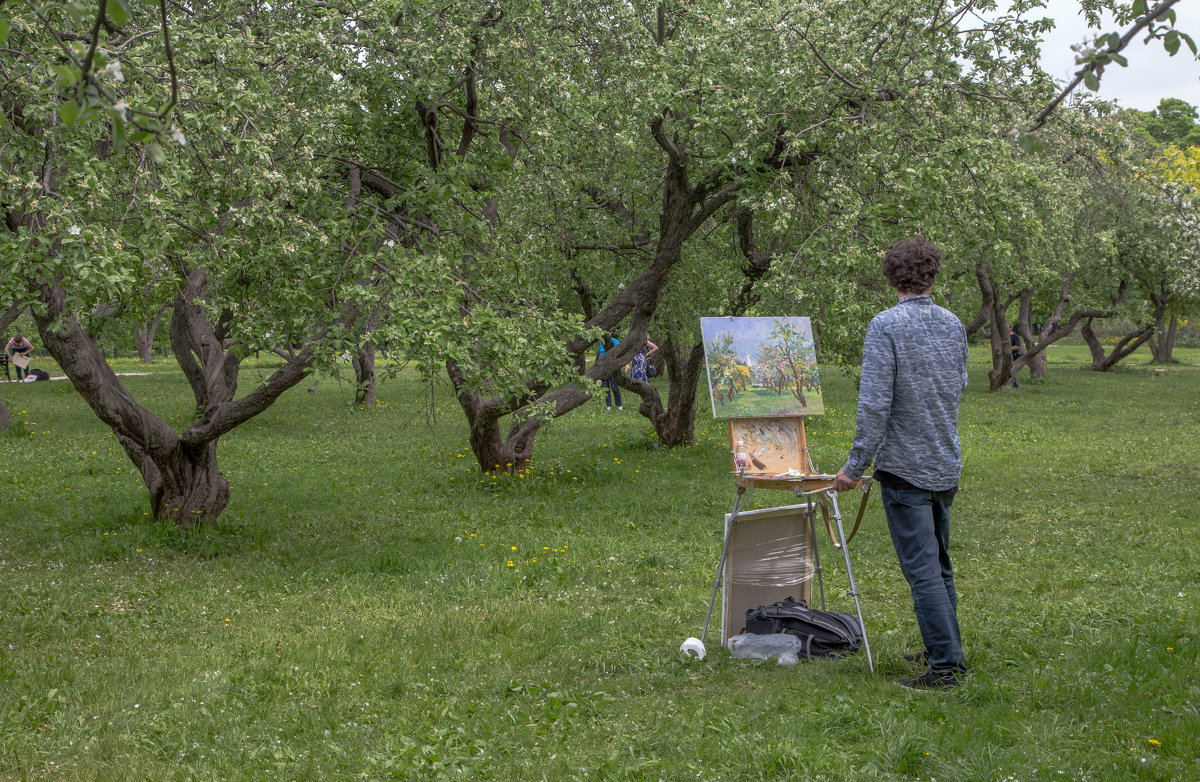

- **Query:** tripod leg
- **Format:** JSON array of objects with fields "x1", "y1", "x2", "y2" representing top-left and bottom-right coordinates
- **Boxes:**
[
  {"x1": 701, "y1": 484, "x2": 750, "y2": 646},
  {"x1": 804, "y1": 492, "x2": 826, "y2": 611},
  {"x1": 827, "y1": 490, "x2": 874, "y2": 674}
]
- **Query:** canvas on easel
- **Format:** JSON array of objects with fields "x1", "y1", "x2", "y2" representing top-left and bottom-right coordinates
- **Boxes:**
[{"x1": 700, "y1": 317, "x2": 823, "y2": 419}]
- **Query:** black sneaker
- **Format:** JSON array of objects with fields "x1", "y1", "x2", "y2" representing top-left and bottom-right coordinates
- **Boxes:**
[
  {"x1": 897, "y1": 669, "x2": 960, "y2": 691},
  {"x1": 903, "y1": 648, "x2": 929, "y2": 664}
]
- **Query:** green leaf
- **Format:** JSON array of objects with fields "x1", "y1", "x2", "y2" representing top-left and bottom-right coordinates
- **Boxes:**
[
  {"x1": 1164, "y1": 30, "x2": 1180, "y2": 56},
  {"x1": 1082, "y1": 70, "x2": 1100, "y2": 91},
  {"x1": 1106, "y1": 32, "x2": 1121, "y2": 50},
  {"x1": 55, "y1": 65, "x2": 80, "y2": 87},
  {"x1": 61, "y1": 100, "x2": 81, "y2": 126},
  {"x1": 1131, "y1": 0, "x2": 1147, "y2": 16},
  {"x1": 146, "y1": 141, "x2": 166, "y2": 163},
  {"x1": 0, "y1": 18, "x2": 9, "y2": 46},
  {"x1": 1109, "y1": 53, "x2": 1128, "y2": 67},
  {"x1": 106, "y1": 0, "x2": 129, "y2": 28},
  {"x1": 1181, "y1": 32, "x2": 1198, "y2": 56},
  {"x1": 1156, "y1": 7, "x2": 1176, "y2": 24},
  {"x1": 112, "y1": 116, "x2": 127, "y2": 153},
  {"x1": 1017, "y1": 133, "x2": 1044, "y2": 154}
]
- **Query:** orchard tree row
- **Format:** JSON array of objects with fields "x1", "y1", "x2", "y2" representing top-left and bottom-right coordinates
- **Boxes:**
[{"x1": 1, "y1": 0, "x2": 1197, "y2": 526}]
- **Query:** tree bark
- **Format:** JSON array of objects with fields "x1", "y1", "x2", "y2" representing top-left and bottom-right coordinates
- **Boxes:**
[
  {"x1": 1080, "y1": 317, "x2": 1154, "y2": 372},
  {"x1": 352, "y1": 341, "x2": 377, "y2": 406},
  {"x1": 351, "y1": 312, "x2": 381, "y2": 406},
  {"x1": 650, "y1": 338, "x2": 705, "y2": 446},
  {"x1": 0, "y1": 303, "x2": 24, "y2": 335},
  {"x1": 613, "y1": 336, "x2": 705, "y2": 447},
  {"x1": 0, "y1": 401, "x2": 9, "y2": 432},
  {"x1": 449, "y1": 359, "x2": 541, "y2": 472},
  {"x1": 32, "y1": 278, "x2": 231, "y2": 527},
  {"x1": 133, "y1": 305, "x2": 168, "y2": 363},
  {"x1": 30, "y1": 267, "x2": 335, "y2": 527},
  {"x1": 1148, "y1": 293, "x2": 1177, "y2": 363},
  {"x1": 976, "y1": 267, "x2": 1110, "y2": 390},
  {"x1": 975, "y1": 264, "x2": 1015, "y2": 391}
]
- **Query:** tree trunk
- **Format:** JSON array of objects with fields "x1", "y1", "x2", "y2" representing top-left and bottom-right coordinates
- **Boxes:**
[
  {"x1": 454, "y1": 383, "x2": 540, "y2": 472},
  {"x1": 33, "y1": 287, "x2": 231, "y2": 527},
  {"x1": 351, "y1": 311, "x2": 381, "y2": 406},
  {"x1": 1148, "y1": 293, "x2": 1176, "y2": 363},
  {"x1": 616, "y1": 337, "x2": 704, "y2": 447},
  {"x1": 975, "y1": 264, "x2": 1015, "y2": 391},
  {"x1": 133, "y1": 306, "x2": 168, "y2": 363},
  {"x1": 117, "y1": 434, "x2": 231, "y2": 523},
  {"x1": 0, "y1": 303, "x2": 24, "y2": 335},
  {"x1": 652, "y1": 339, "x2": 705, "y2": 446},
  {"x1": 352, "y1": 341, "x2": 377, "y2": 406},
  {"x1": 31, "y1": 269, "x2": 330, "y2": 527},
  {"x1": 977, "y1": 269, "x2": 1110, "y2": 390},
  {"x1": 0, "y1": 401, "x2": 9, "y2": 432},
  {"x1": 1080, "y1": 317, "x2": 1154, "y2": 372}
]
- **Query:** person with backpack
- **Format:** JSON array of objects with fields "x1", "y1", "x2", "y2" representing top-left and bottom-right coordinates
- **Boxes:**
[
  {"x1": 833, "y1": 237, "x2": 969, "y2": 691},
  {"x1": 628, "y1": 339, "x2": 659, "y2": 383},
  {"x1": 596, "y1": 331, "x2": 622, "y2": 411}
]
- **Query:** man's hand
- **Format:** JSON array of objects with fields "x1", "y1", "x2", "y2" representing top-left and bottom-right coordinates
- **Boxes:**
[{"x1": 832, "y1": 469, "x2": 858, "y2": 492}]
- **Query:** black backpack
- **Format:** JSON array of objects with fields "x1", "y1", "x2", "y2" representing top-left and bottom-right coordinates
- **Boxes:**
[{"x1": 743, "y1": 596, "x2": 864, "y2": 659}]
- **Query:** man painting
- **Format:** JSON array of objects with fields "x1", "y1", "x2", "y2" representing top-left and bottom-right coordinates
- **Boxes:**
[{"x1": 833, "y1": 237, "x2": 969, "y2": 690}]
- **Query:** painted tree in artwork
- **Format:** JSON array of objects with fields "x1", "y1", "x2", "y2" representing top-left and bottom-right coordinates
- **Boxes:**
[
  {"x1": 705, "y1": 333, "x2": 741, "y2": 407},
  {"x1": 758, "y1": 322, "x2": 817, "y2": 406}
]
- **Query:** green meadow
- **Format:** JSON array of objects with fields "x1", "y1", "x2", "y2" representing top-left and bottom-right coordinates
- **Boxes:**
[{"x1": 1, "y1": 345, "x2": 1198, "y2": 780}]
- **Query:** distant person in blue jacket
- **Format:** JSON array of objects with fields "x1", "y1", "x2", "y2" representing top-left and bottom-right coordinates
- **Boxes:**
[
  {"x1": 597, "y1": 332, "x2": 622, "y2": 411},
  {"x1": 833, "y1": 236, "x2": 969, "y2": 691}
]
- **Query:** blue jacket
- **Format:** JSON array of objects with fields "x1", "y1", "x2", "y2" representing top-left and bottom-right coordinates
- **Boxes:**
[{"x1": 840, "y1": 295, "x2": 968, "y2": 492}]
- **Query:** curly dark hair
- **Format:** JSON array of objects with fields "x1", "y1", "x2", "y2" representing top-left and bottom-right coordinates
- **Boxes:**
[{"x1": 881, "y1": 236, "x2": 943, "y2": 294}]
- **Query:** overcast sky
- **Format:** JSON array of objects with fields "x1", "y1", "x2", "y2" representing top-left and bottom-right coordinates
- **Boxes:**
[{"x1": 1034, "y1": 0, "x2": 1200, "y2": 112}]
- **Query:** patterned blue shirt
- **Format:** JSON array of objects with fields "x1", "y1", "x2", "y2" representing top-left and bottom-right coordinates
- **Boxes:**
[{"x1": 840, "y1": 295, "x2": 968, "y2": 492}]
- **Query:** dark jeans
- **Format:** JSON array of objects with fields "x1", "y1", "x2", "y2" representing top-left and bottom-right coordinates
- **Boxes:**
[
  {"x1": 881, "y1": 482, "x2": 965, "y2": 672},
  {"x1": 12, "y1": 353, "x2": 29, "y2": 380},
  {"x1": 602, "y1": 376, "x2": 621, "y2": 408}
]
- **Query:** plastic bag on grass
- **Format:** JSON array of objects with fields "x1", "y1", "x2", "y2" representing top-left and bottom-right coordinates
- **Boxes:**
[{"x1": 727, "y1": 633, "x2": 805, "y2": 666}]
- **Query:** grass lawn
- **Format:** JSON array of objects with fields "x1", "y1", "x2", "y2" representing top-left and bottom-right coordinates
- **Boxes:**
[{"x1": 1, "y1": 345, "x2": 1198, "y2": 780}]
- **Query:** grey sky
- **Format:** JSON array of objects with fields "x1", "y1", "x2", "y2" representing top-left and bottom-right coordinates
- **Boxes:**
[{"x1": 1036, "y1": 0, "x2": 1200, "y2": 112}]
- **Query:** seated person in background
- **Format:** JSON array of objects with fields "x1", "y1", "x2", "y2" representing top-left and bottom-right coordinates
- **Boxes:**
[{"x1": 5, "y1": 334, "x2": 34, "y2": 381}]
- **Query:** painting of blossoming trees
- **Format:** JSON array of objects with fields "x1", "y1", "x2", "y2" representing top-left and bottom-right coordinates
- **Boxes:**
[{"x1": 700, "y1": 317, "x2": 824, "y2": 418}]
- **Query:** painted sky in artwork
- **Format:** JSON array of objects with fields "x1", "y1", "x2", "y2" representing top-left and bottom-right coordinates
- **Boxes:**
[{"x1": 700, "y1": 317, "x2": 816, "y2": 365}]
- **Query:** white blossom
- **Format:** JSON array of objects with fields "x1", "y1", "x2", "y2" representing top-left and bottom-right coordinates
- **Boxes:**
[
  {"x1": 112, "y1": 101, "x2": 129, "y2": 121},
  {"x1": 102, "y1": 61, "x2": 125, "y2": 82},
  {"x1": 171, "y1": 126, "x2": 187, "y2": 146},
  {"x1": 68, "y1": 224, "x2": 81, "y2": 235}
]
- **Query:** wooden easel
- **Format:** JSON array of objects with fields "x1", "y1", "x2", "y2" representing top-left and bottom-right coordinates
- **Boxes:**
[{"x1": 714, "y1": 415, "x2": 874, "y2": 672}]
